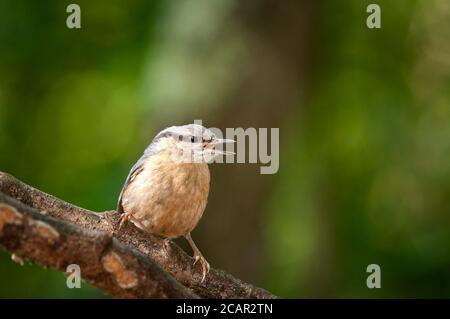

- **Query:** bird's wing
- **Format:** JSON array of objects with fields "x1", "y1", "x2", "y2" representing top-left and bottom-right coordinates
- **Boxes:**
[
  {"x1": 117, "y1": 143, "x2": 158, "y2": 214},
  {"x1": 116, "y1": 158, "x2": 145, "y2": 214}
]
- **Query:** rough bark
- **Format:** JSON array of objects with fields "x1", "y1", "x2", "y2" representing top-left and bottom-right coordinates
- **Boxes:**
[{"x1": 0, "y1": 171, "x2": 275, "y2": 299}]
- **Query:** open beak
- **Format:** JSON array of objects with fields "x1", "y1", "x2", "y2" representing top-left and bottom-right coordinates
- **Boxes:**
[
  {"x1": 213, "y1": 149, "x2": 235, "y2": 156},
  {"x1": 208, "y1": 138, "x2": 235, "y2": 156},
  {"x1": 212, "y1": 138, "x2": 236, "y2": 145}
]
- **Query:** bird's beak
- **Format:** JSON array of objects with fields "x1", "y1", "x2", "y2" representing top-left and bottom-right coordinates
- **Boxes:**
[
  {"x1": 212, "y1": 138, "x2": 235, "y2": 145},
  {"x1": 210, "y1": 138, "x2": 235, "y2": 156},
  {"x1": 213, "y1": 149, "x2": 235, "y2": 156}
]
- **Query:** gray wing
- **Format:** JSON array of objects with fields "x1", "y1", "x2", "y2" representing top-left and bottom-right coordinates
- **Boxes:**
[{"x1": 116, "y1": 143, "x2": 158, "y2": 214}]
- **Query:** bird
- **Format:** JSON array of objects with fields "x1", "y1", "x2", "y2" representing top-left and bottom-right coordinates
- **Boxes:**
[{"x1": 117, "y1": 124, "x2": 234, "y2": 282}]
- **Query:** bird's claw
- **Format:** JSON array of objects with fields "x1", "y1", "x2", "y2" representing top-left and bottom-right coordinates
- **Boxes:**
[
  {"x1": 118, "y1": 213, "x2": 130, "y2": 229},
  {"x1": 162, "y1": 238, "x2": 171, "y2": 251},
  {"x1": 193, "y1": 254, "x2": 210, "y2": 283}
]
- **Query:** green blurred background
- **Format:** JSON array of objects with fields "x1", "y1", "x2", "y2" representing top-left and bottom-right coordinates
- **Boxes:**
[{"x1": 1, "y1": 0, "x2": 449, "y2": 298}]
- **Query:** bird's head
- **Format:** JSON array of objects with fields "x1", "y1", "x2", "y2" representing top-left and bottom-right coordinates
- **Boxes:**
[{"x1": 150, "y1": 124, "x2": 235, "y2": 163}]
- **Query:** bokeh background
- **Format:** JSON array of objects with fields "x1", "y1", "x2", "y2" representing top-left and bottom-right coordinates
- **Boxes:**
[{"x1": 1, "y1": 0, "x2": 449, "y2": 298}]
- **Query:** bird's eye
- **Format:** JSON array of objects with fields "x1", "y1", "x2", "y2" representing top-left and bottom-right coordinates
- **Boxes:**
[{"x1": 191, "y1": 136, "x2": 195, "y2": 143}]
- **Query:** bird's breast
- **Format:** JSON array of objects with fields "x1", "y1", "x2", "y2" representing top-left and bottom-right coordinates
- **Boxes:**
[{"x1": 122, "y1": 152, "x2": 210, "y2": 238}]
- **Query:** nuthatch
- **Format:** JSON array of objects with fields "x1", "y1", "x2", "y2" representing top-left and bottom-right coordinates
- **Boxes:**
[{"x1": 117, "y1": 124, "x2": 234, "y2": 282}]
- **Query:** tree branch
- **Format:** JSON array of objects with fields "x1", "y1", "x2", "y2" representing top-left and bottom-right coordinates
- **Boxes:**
[{"x1": 0, "y1": 171, "x2": 275, "y2": 299}]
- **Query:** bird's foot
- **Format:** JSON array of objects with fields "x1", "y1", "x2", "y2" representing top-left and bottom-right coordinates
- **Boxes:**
[
  {"x1": 118, "y1": 213, "x2": 131, "y2": 229},
  {"x1": 193, "y1": 253, "x2": 210, "y2": 284},
  {"x1": 184, "y1": 233, "x2": 210, "y2": 283},
  {"x1": 162, "y1": 238, "x2": 171, "y2": 250}
]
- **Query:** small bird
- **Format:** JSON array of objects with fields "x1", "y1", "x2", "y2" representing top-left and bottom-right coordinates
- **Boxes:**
[{"x1": 117, "y1": 124, "x2": 234, "y2": 282}]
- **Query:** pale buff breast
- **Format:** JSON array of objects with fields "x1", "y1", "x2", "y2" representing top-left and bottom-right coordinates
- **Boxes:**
[{"x1": 121, "y1": 151, "x2": 210, "y2": 238}]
